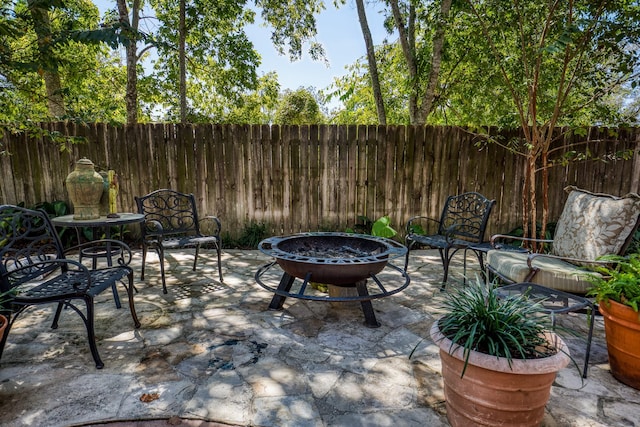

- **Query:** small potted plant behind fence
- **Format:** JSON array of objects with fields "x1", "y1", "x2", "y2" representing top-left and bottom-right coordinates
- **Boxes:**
[
  {"x1": 587, "y1": 253, "x2": 640, "y2": 390},
  {"x1": 428, "y1": 280, "x2": 570, "y2": 427}
]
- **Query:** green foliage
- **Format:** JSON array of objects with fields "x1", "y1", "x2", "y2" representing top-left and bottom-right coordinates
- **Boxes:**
[
  {"x1": 346, "y1": 215, "x2": 397, "y2": 238},
  {"x1": 587, "y1": 253, "x2": 640, "y2": 312},
  {"x1": 0, "y1": 0, "x2": 129, "y2": 122},
  {"x1": 32, "y1": 200, "x2": 69, "y2": 218},
  {"x1": 224, "y1": 222, "x2": 269, "y2": 249},
  {"x1": 371, "y1": 216, "x2": 397, "y2": 238},
  {"x1": 624, "y1": 229, "x2": 640, "y2": 256},
  {"x1": 257, "y1": 0, "x2": 326, "y2": 62},
  {"x1": 148, "y1": 0, "x2": 261, "y2": 122},
  {"x1": 437, "y1": 279, "x2": 553, "y2": 377},
  {"x1": 30, "y1": 199, "x2": 81, "y2": 245},
  {"x1": 274, "y1": 87, "x2": 325, "y2": 124},
  {"x1": 407, "y1": 223, "x2": 425, "y2": 236},
  {"x1": 222, "y1": 72, "x2": 281, "y2": 124},
  {"x1": 329, "y1": 0, "x2": 640, "y2": 127},
  {"x1": 325, "y1": 45, "x2": 412, "y2": 125}
]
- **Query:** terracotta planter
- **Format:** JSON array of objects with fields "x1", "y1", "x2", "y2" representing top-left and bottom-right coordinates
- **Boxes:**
[
  {"x1": 65, "y1": 158, "x2": 104, "y2": 220},
  {"x1": 430, "y1": 321, "x2": 570, "y2": 427},
  {"x1": 599, "y1": 299, "x2": 640, "y2": 390}
]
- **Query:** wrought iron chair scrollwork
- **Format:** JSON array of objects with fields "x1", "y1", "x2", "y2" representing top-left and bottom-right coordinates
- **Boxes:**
[
  {"x1": 404, "y1": 192, "x2": 495, "y2": 287},
  {"x1": 135, "y1": 189, "x2": 223, "y2": 294},
  {"x1": 0, "y1": 205, "x2": 140, "y2": 369}
]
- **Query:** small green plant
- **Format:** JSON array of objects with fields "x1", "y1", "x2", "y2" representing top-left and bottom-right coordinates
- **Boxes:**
[
  {"x1": 30, "y1": 200, "x2": 82, "y2": 245},
  {"x1": 407, "y1": 223, "x2": 425, "y2": 235},
  {"x1": 587, "y1": 253, "x2": 640, "y2": 312},
  {"x1": 224, "y1": 222, "x2": 269, "y2": 249},
  {"x1": 32, "y1": 200, "x2": 70, "y2": 218},
  {"x1": 346, "y1": 215, "x2": 397, "y2": 238},
  {"x1": 624, "y1": 230, "x2": 640, "y2": 256},
  {"x1": 436, "y1": 279, "x2": 554, "y2": 377},
  {"x1": 371, "y1": 216, "x2": 397, "y2": 238}
]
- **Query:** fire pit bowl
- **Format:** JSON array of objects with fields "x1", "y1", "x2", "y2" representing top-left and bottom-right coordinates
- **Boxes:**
[{"x1": 258, "y1": 232, "x2": 407, "y2": 285}]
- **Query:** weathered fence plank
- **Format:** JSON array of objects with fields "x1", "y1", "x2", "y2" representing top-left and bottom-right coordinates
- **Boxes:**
[{"x1": 1, "y1": 124, "x2": 638, "y2": 241}]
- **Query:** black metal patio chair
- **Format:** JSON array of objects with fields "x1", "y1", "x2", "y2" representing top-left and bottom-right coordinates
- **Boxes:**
[
  {"x1": 135, "y1": 189, "x2": 223, "y2": 294},
  {"x1": 404, "y1": 192, "x2": 495, "y2": 288},
  {"x1": 0, "y1": 205, "x2": 140, "y2": 369}
]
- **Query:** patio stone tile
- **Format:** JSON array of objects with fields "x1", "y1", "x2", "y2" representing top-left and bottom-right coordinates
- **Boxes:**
[{"x1": 0, "y1": 249, "x2": 638, "y2": 427}]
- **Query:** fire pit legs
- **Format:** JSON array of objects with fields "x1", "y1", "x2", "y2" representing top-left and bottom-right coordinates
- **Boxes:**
[
  {"x1": 355, "y1": 280, "x2": 381, "y2": 328},
  {"x1": 268, "y1": 273, "x2": 296, "y2": 310},
  {"x1": 266, "y1": 272, "x2": 382, "y2": 328}
]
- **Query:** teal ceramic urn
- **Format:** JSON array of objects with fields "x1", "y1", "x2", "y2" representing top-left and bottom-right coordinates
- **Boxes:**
[{"x1": 65, "y1": 158, "x2": 104, "y2": 220}]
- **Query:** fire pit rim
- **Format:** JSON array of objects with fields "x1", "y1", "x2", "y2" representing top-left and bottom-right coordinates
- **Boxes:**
[{"x1": 257, "y1": 232, "x2": 407, "y2": 265}]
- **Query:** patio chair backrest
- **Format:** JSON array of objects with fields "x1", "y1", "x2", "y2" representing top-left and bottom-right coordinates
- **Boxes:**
[
  {"x1": 437, "y1": 192, "x2": 496, "y2": 243},
  {"x1": 0, "y1": 205, "x2": 65, "y2": 292},
  {"x1": 135, "y1": 189, "x2": 202, "y2": 238},
  {"x1": 552, "y1": 186, "x2": 640, "y2": 263}
]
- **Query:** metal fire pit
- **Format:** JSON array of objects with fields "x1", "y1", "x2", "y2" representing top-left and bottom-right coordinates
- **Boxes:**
[{"x1": 255, "y1": 232, "x2": 410, "y2": 327}]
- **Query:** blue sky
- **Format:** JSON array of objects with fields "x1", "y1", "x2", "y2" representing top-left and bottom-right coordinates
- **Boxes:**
[
  {"x1": 248, "y1": 3, "x2": 388, "y2": 92},
  {"x1": 94, "y1": 1, "x2": 388, "y2": 94}
]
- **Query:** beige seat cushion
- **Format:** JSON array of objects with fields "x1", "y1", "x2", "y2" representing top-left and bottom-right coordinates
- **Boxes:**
[
  {"x1": 553, "y1": 186, "x2": 640, "y2": 263},
  {"x1": 486, "y1": 250, "x2": 602, "y2": 294}
]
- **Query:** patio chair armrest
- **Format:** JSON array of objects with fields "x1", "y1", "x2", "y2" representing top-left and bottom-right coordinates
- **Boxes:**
[
  {"x1": 142, "y1": 219, "x2": 165, "y2": 239},
  {"x1": 490, "y1": 234, "x2": 553, "y2": 249},
  {"x1": 64, "y1": 239, "x2": 133, "y2": 266},
  {"x1": 200, "y1": 215, "x2": 222, "y2": 236},
  {"x1": 2, "y1": 259, "x2": 92, "y2": 293}
]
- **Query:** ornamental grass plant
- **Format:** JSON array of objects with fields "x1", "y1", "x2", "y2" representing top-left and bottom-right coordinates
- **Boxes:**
[{"x1": 437, "y1": 279, "x2": 557, "y2": 376}]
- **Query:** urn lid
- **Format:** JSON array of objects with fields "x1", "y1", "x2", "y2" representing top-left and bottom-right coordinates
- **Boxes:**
[{"x1": 76, "y1": 157, "x2": 95, "y2": 167}]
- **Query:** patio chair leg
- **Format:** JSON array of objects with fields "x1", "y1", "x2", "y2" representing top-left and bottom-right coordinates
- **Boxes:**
[
  {"x1": 216, "y1": 244, "x2": 224, "y2": 282},
  {"x1": 82, "y1": 296, "x2": 104, "y2": 369},
  {"x1": 193, "y1": 244, "x2": 200, "y2": 271},
  {"x1": 140, "y1": 244, "x2": 148, "y2": 280},
  {"x1": 403, "y1": 241, "x2": 416, "y2": 272},
  {"x1": 122, "y1": 272, "x2": 141, "y2": 328},
  {"x1": 439, "y1": 248, "x2": 450, "y2": 290},
  {"x1": 583, "y1": 303, "x2": 595, "y2": 378},
  {"x1": 51, "y1": 301, "x2": 64, "y2": 329},
  {"x1": 157, "y1": 247, "x2": 168, "y2": 294}
]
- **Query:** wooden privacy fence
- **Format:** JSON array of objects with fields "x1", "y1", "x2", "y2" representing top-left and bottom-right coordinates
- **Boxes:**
[{"x1": 1, "y1": 123, "x2": 639, "y2": 240}]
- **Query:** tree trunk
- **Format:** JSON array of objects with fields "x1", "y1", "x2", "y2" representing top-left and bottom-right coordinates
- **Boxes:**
[
  {"x1": 179, "y1": 0, "x2": 187, "y2": 123},
  {"x1": 29, "y1": 0, "x2": 65, "y2": 117},
  {"x1": 118, "y1": 0, "x2": 140, "y2": 125},
  {"x1": 355, "y1": 0, "x2": 386, "y2": 125},
  {"x1": 389, "y1": 0, "x2": 417, "y2": 123},
  {"x1": 42, "y1": 71, "x2": 65, "y2": 118},
  {"x1": 416, "y1": 0, "x2": 452, "y2": 124}
]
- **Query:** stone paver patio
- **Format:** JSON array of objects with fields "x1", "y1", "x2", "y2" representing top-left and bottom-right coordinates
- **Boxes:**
[{"x1": 0, "y1": 249, "x2": 639, "y2": 427}]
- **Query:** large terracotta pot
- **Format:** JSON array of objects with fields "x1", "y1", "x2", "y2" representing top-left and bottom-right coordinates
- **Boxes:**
[
  {"x1": 430, "y1": 321, "x2": 570, "y2": 427},
  {"x1": 599, "y1": 299, "x2": 640, "y2": 390},
  {"x1": 65, "y1": 158, "x2": 104, "y2": 220}
]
